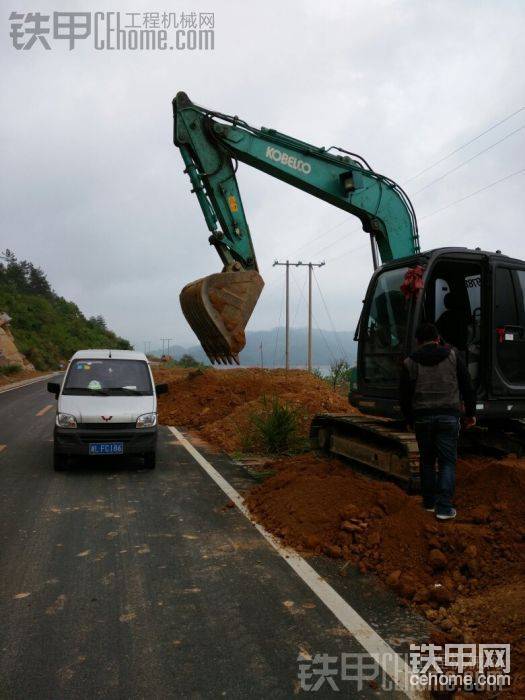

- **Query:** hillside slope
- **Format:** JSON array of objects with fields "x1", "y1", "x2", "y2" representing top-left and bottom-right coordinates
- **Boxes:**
[{"x1": 0, "y1": 251, "x2": 131, "y2": 370}]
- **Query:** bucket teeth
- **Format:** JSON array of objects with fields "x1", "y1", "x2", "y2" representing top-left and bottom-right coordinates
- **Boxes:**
[{"x1": 180, "y1": 270, "x2": 264, "y2": 364}]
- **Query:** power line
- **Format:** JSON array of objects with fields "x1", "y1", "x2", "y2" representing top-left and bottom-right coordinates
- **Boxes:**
[
  {"x1": 273, "y1": 259, "x2": 325, "y2": 370},
  {"x1": 412, "y1": 123, "x2": 525, "y2": 197},
  {"x1": 286, "y1": 106, "x2": 525, "y2": 261},
  {"x1": 328, "y1": 168, "x2": 525, "y2": 260},
  {"x1": 292, "y1": 216, "x2": 349, "y2": 256},
  {"x1": 325, "y1": 240, "x2": 369, "y2": 264},
  {"x1": 404, "y1": 105, "x2": 525, "y2": 184},
  {"x1": 420, "y1": 167, "x2": 525, "y2": 220},
  {"x1": 290, "y1": 269, "x2": 307, "y2": 326},
  {"x1": 313, "y1": 269, "x2": 349, "y2": 361},
  {"x1": 272, "y1": 276, "x2": 285, "y2": 368},
  {"x1": 292, "y1": 272, "x2": 338, "y2": 365}
]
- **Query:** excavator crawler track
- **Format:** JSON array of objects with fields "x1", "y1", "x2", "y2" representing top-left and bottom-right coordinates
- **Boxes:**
[
  {"x1": 310, "y1": 415, "x2": 525, "y2": 492},
  {"x1": 310, "y1": 414, "x2": 421, "y2": 491}
]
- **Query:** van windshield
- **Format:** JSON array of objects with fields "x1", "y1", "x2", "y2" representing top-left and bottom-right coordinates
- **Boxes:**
[{"x1": 62, "y1": 359, "x2": 153, "y2": 396}]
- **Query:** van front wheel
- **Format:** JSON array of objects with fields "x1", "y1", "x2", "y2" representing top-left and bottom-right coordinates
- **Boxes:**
[{"x1": 144, "y1": 451, "x2": 156, "y2": 470}]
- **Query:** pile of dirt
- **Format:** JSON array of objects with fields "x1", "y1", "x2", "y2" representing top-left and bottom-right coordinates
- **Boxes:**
[
  {"x1": 156, "y1": 368, "x2": 352, "y2": 452},
  {"x1": 245, "y1": 453, "x2": 525, "y2": 693},
  {"x1": 0, "y1": 367, "x2": 43, "y2": 387}
]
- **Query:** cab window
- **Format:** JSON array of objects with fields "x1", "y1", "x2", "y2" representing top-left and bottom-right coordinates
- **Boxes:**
[{"x1": 362, "y1": 266, "x2": 409, "y2": 386}]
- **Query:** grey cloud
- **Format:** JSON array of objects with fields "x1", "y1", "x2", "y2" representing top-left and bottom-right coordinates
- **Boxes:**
[{"x1": 2, "y1": 0, "x2": 524, "y2": 352}]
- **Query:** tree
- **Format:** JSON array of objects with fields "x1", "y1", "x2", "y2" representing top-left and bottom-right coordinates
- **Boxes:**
[
  {"x1": 28, "y1": 264, "x2": 52, "y2": 296},
  {"x1": 178, "y1": 354, "x2": 201, "y2": 368},
  {"x1": 328, "y1": 358, "x2": 350, "y2": 389},
  {"x1": 89, "y1": 315, "x2": 107, "y2": 331}
]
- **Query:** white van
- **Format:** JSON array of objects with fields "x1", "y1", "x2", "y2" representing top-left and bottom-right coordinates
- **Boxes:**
[{"x1": 48, "y1": 349, "x2": 167, "y2": 471}]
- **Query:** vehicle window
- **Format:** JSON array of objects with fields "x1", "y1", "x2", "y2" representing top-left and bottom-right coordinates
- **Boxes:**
[
  {"x1": 494, "y1": 268, "x2": 525, "y2": 385},
  {"x1": 429, "y1": 264, "x2": 482, "y2": 355},
  {"x1": 434, "y1": 278, "x2": 450, "y2": 320},
  {"x1": 363, "y1": 266, "x2": 409, "y2": 385},
  {"x1": 62, "y1": 359, "x2": 153, "y2": 395},
  {"x1": 517, "y1": 271, "x2": 525, "y2": 316}
]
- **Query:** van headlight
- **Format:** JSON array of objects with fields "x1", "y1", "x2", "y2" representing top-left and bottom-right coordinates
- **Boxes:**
[
  {"x1": 56, "y1": 413, "x2": 77, "y2": 429},
  {"x1": 136, "y1": 412, "x2": 157, "y2": 428}
]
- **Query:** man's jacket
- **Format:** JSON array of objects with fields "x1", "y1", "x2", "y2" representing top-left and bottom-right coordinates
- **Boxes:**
[{"x1": 399, "y1": 343, "x2": 476, "y2": 422}]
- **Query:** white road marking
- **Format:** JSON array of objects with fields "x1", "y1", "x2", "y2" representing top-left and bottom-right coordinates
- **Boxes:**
[
  {"x1": 168, "y1": 426, "x2": 422, "y2": 699},
  {"x1": 36, "y1": 404, "x2": 53, "y2": 417},
  {"x1": 0, "y1": 373, "x2": 59, "y2": 395}
]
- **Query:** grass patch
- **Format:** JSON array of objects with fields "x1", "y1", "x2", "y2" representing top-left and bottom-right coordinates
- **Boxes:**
[
  {"x1": 243, "y1": 396, "x2": 306, "y2": 455},
  {"x1": 0, "y1": 363, "x2": 22, "y2": 376}
]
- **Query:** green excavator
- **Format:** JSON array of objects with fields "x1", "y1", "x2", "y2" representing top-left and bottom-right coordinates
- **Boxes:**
[{"x1": 172, "y1": 92, "x2": 525, "y2": 488}]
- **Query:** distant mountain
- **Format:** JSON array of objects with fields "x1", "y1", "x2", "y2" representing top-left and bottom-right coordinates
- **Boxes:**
[{"x1": 159, "y1": 327, "x2": 357, "y2": 368}]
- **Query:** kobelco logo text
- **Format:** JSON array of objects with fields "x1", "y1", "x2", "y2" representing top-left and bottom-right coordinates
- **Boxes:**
[{"x1": 265, "y1": 147, "x2": 311, "y2": 175}]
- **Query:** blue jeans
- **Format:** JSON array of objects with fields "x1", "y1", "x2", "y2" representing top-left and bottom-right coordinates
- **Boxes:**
[{"x1": 414, "y1": 415, "x2": 460, "y2": 514}]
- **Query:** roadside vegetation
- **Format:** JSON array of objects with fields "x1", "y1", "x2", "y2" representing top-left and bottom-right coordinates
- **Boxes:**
[
  {"x1": 0, "y1": 363, "x2": 22, "y2": 376},
  {"x1": 0, "y1": 250, "x2": 132, "y2": 370},
  {"x1": 243, "y1": 396, "x2": 306, "y2": 454},
  {"x1": 163, "y1": 353, "x2": 207, "y2": 369}
]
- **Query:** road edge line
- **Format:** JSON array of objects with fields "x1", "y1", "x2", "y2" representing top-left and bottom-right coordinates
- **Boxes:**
[
  {"x1": 0, "y1": 373, "x2": 59, "y2": 395},
  {"x1": 168, "y1": 425, "x2": 423, "y2": 699}
]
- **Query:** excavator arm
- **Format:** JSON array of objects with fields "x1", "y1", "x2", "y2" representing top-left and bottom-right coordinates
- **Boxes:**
[{"x1": 173, "y1": 91, "x2": 419, "y2": 363}]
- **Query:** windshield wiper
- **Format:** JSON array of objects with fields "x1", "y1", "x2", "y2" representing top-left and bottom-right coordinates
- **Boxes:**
[
  {"x1": 63, "y1": 387, "x2": 110, "y2": 395},
  {"x1": 109, "y1": 387, "x2": 144, "y2": 396}
]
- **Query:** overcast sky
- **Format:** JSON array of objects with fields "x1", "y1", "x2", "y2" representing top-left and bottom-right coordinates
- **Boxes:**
[{"x1": 2, "y1": 0, "x2": 524, "y2": 355}]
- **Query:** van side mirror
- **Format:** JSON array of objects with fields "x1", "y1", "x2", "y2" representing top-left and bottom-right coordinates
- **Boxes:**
[
  {"x1": 155, "y1": 383, "x2": 168, "y2": 396},
  {"x1": 47, "y1": 381, "x2": 60, "y2": 399}
]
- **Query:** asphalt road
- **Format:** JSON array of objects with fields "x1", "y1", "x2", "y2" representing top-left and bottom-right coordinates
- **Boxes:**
[{"x1": 0, "y1": 378, "x2": 429, "y2": 699}]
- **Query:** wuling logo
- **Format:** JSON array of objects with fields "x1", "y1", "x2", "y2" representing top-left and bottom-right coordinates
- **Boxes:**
[
  {"x1": 101, "y1": 416, "x2": 113, "y2": 422},
  {"x1": 265, "y1": 146, "x2": 312, "y2": 175}
]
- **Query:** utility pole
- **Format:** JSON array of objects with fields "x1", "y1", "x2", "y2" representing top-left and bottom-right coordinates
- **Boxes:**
[
  {"x1": 166, "y1": 338, "x2": 172, "y2": 358},
  {"x1": 273, "y1": 260, "x2": 290, "y2": 370},
  {"x1": 273, "y1": 260, "x2": 325, "y2": 371}
]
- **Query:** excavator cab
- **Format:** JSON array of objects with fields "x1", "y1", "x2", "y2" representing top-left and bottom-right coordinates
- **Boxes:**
[{"x1": 351, "y1": 247, "x2": 525, "y2": 422}]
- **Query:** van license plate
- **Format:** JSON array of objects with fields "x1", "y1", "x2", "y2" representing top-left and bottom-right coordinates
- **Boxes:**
[{"x1": 89, "y1": 442, "x2": 124, "y2": 455}]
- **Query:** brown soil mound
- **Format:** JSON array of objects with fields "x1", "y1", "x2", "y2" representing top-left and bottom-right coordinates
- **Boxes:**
[
  {"x1": 0, "y1": 368, "x2": 44, "y2": 386},
  {"x1": 246, "y1": 454, "x2": 525, "y2": 694},
  {"x1": 156, "y1": 368, "x2": 352, "y2": 452}
]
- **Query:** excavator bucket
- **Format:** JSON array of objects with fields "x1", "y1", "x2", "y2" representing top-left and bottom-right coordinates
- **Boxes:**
[{"x1": 179, "y1": 270, "x2": 264, "y2": 364}]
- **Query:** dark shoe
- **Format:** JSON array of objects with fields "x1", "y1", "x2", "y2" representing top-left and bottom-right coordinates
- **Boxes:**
[{"x1": 436, "y1": 508, "x2": 457, "y2": 521}]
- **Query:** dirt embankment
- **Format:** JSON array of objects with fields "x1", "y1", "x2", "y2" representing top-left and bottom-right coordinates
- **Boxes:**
[
  {"x1": 0, "y1": 368, "x2": 45, "y2": 387},
  {"x1": 156, "y1": 367, "x2": 352, "y2": 452},
  {"x1": 155, "y1": 366, "x2": 524, "y2": 694},
  {"x1": 246, "y1": 453, "x2": 525, "y2": 696}
]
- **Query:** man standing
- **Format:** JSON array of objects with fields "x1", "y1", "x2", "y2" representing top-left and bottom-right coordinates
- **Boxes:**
[{"x1": 399, "y1": 323, "x2": 476, "y2": 520}]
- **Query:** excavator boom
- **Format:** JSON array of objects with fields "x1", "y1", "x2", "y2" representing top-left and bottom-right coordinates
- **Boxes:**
[{"x1": 173, "y1": 91, "x2": 419, "y2": 362}]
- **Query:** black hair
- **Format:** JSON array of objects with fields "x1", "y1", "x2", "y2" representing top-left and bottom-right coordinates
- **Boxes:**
[{"x1": 416, "y1": 322, "x2": 439, "y2": 344}]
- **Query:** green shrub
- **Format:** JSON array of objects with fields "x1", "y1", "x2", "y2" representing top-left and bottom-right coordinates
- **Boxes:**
[
  {"x1": 0, "y1": 363, "x2": 22, "y2": 376},
  {"x1": 246, "y1": 396, "x2": 303, "y2": 454}
]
